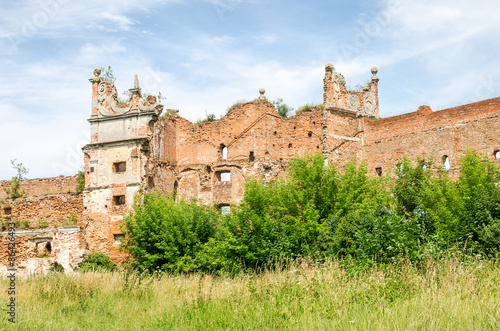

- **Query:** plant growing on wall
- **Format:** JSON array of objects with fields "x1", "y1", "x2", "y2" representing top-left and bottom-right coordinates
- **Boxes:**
[
  {"x1": 272, "y1": 98, "x2": 294, "y2": 118},
  {"x1": 4, "y1": 159, "x2": 29, "y2": 199},
  {"x1": 101, "y1": 65, "x2": 116, "y2": 84},
  {"x1": 75, "y1": 171, "x2": 85, "y2": 193}
]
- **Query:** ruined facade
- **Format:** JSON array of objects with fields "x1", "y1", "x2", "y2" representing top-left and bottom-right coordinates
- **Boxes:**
[{"x1": 2, "y1": 64, "x2": 500, "y2": 272}]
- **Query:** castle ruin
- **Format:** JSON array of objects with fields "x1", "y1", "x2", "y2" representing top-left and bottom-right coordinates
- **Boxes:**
[{"x1": 2, "y1": 64, "x2": 500, "y2": 273}]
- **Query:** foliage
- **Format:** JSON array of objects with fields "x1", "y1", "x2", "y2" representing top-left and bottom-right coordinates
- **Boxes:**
[
  {"x1": 63, "y1": 214, "x2": 78, "y2": 227},
  {"x1": 75, "y1": 171, "x2": 85, "y2": 194},
  {"x1": 123, "y1": 193, "x2": 219, "y2": 272},
  {"x1": 226, "y1": 100, "x2": 248, "y2": 114},
  {"x1": 122, "y1": 150, "x2": 500, "y2": 274},
  {"x1": 4, "y1": 159, "x2": 29, "y2": 199},
  {"x1": 101, "y1": 65, "x2": 116, "y2": 84},
  {"x1": 22, "y1": 220, "x2": 30, "y2": 228},
  {"x1": 38, "y1": 219, "x2": 49, "y2": 228},
  {"x1": 160, "y1": 109, "x2": 180, "y2": 119},
  {"x1": 272, "y1": 98, "x2": 294, "y2": 118},
  {"x1": 78, "y1": 252, "x2": 117, "y2": 272},
  {"x1": 295, "y1": 103, "x2": 323, "y2": 115},
  {"x1": 50, "y1": 262, "x2": 65, "y2": 273},
  {"x1": 1, "y1": 259, "x2": 499, "y2": 330}
]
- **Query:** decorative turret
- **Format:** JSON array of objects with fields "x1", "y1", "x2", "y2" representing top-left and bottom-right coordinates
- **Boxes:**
[
  {"x1": 82, "y1": 68, "x2": 164, "y2": 263},
  {"x1": 323, "y1": 64, "x2": 380, "y2": 118}
]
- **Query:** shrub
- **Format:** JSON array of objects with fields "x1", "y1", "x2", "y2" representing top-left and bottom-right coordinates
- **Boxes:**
[
  {"x1": 79, "y1": 252, "x2": 117, "y2": 272},
  {"x1": 226, "y1": 100, "x2": 248, "y2": 114},
  {"x1": 38, "y1": 219, "x2": 49, "y2": 228},
  {"x1": 4, "y1": 159, "x2": 29, "y2": 199},
  {"x1": 50, "y1": 262, "x2": 65, "y2": 273},
  {"x1": 272, "y1": 98, "x2": 294, "y2": 118},
  {"x1": 63, "y1": 214, "x2": 78, "y2": 226},
  {"x1": 295, "y1": 103, "x2": 323, "y2": 115},
  {"x1": 123, "y1": 193, "x2": 219, "y2": 273},
  {"x1": 75, "y1": 171, "x2": 85, "y2": 193},
  {"x1": 21, "y1": 220, "x2": 30, "y2": 228}
]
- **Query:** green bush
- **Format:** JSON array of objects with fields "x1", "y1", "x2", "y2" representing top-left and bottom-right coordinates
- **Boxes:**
[
  {"x1": 63, "y1": 214, "x2": 78, "y2": 226},
  {"x1": 38, "y1": 219, "x2": 49, "y2": 228},
  {"x1": 122, "y1": 151, "x2": 500, "y2": 274},
  {"x1": 79, "y1": 252, "x2": 117, "y2": 272},
  {"x1": 272, "y1": 98, "x2": 294, "y2": 118},
  {"x1": 75, "y1": 171, "x2": 85, "y2": 193},
  {"x1": 123, "y1": 193, "x2": 218, "y2": 273},
  {"x1": 50, "y1": 262, "x2": 65, "y2": 273}
]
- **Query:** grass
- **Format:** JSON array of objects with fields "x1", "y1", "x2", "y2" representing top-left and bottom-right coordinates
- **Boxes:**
[{"x1": 1, "y1": 258, "x2": 499, "y2": 330}]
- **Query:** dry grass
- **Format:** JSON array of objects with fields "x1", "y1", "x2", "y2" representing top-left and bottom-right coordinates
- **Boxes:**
[{"x1": 1, "y1": 258, "x2": 499, "y2": 330}]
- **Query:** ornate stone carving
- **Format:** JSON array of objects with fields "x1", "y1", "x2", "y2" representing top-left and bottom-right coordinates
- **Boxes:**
[
  {"x1": 348, "y1": 94, "x2": 359, "y2": 111},
  {"x1": 357, "y1": 91, "x2": 376, "y2": 116}
]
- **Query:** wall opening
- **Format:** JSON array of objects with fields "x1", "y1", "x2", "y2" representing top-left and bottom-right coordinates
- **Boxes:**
[
  {"x1": 4, "y1": 207, "x2": 12, "y2": 217},
  {"x1": 274, "y1": 131, "x2": 277, "y2": 135},
  {"x1": 216, "y1": 171, "x2": 231, "y2": 182},
  {"x1": 249, "y1": 151, "x2": 255, "y2": 162},
  {"x1": 443, "y1": 155, "x2": 451, "y2": 170},
  {"x1": 148, "y1": 176, "x2": 155, "y2": 189},
  {"x1": 495, "y1": 150, "x2": 500, "y2": 159},
  {"x1": 308, "y1": 131, "x2": 312, "y2": 137},
  {"x1": 113, "y1": 234, "x2": 125, "y2": 244},
  {"x1": 220, "y1": 144, "x2": 228, "y2": 160},
  {"x1": 288, "y1": 143, "x2": 292, "y2": 148},
  {"x1": 45, "y1": 242, "x2": 52, "y2": 254},
  {"x1": 220, "y1": 205, "x2": 231, "y2": 215},
  {"x1": 113, "y1": 162, "x2": 126, "y2": 173},
  {"x1": 375, "y1": 167, "x2": 382, "y2": 176},
  {"x1": 90, "y1": 167, "x2": 95, "y2": 173},
  {"x1": 173, "y1": 181, "x2": 178, "y2": 197},
  {"x1": 113, "y1": 195, "x2": 126, "y2": 205}
]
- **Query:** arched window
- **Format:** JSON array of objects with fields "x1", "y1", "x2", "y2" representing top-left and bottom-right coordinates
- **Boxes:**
[
  {"x1": 443, "y1": 156, "x2": 451, "y2": 170},
  {"x1": 220, "y1": 144, "x2": 228, "y2": 160}
]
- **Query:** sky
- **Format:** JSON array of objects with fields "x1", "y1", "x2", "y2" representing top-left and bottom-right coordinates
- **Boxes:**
[{"x1": 1, "y1": 0, "x2": 500, "y2": 180}]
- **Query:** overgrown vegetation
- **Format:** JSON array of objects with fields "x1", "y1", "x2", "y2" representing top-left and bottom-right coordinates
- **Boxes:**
[
  {"x1": 1, "y1": 258, "x2": 499, "y2": 329},
  {"x1": 78, "y1": 251, "x2": 117, "y2": 272},
  {"x1": 272, "y1": 98, "x2": 294, "y2": 118},
  {"x1": 100, "y1": 65, "x2": 116, "y2": 84},
  {"x1": 4, "y1": 159, "x2": 29, "y2": 199},
  {"x1": 123, "y1": 150, "x2": 500, "y2": 274},
  {"x1": 160, "y1": 108, "x2": 180, "y2": 119},
  {"x1": 63, "y1": 213, "x2": 78, "y2": 227},
  {"x1": 295, "y1": 103, "x2": 323, "y2": 115},
  {"x1": 75, "y1": 171, "x2": 85, "y2": 194},
  {"x1": 38, "y1": 219, "x2": 49, "y2": 228},
  {"x1": 226, "y1": 100, "x2": 248, "y2": 114}
]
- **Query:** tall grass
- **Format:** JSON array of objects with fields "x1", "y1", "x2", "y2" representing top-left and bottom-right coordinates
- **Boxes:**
[{"x1": 1, "y1": 258, "x2": 499, "y2": 330}]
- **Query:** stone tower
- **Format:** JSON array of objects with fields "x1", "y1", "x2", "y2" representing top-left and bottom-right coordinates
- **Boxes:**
[{"x1": 82, "y1": 68, "x2": 163, "y2": 262}]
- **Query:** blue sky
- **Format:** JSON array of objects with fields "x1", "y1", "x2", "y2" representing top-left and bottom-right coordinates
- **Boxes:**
[{"x1": 1, "y1": 0, "x2": 500, "y2": 179}]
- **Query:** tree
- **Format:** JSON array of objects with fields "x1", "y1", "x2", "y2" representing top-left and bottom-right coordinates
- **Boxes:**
[
  {"x1": 272, "y1": 98, "x2": 294, "y2": 118},
  {"x1": 4, "y1": 159, "x2": 29, "y2": 199}
]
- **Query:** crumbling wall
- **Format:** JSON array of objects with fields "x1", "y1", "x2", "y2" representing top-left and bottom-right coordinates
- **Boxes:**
[
  {"x1": 0, "y1": 175, "x2": 78, "y2": 200},
  {"x1": 0, "y1": 175, "x2": 86, "y2": 274},
  {"x1": 149, "y1": 100, "x2": 326, "y2": 205},
  {"x1": 362, "y1": 97, "x2": 500, "y2": 176},
  {"x1": 0, "y1": 227, "x2": 86, "y2": 276}
]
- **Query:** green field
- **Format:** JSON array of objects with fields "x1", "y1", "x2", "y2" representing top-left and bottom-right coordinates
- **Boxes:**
[{"x1": 1, "y1": 258, "x2": 500, "y2": 330}]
